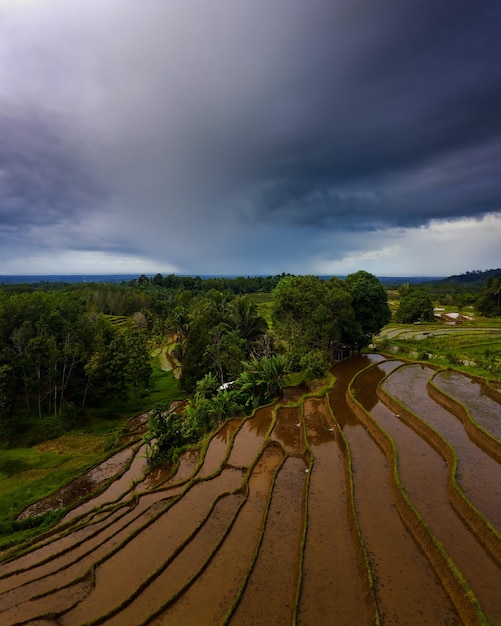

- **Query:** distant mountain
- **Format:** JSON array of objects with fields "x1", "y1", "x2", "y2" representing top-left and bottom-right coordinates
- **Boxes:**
[
  {"x1": 0, "y1": 274, "x2": 141, "y2": 285},
  {"x1": 435, "y1": 268, "x2": 501, "y2": 285},
  {"x1": 375, "y1": 276, "x2": 445, "y2": 286}
]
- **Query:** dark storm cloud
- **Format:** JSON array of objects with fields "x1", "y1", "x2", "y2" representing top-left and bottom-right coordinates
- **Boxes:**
[
  {"x1": 237, "y1": 0, "x2": 501, "y2": 230},
  {"x1": 0, "y1": 107, "x2": 107, "y2": 228},
  {"x1": 0, "y1": 0, "x2": 500, "y2": 275}
]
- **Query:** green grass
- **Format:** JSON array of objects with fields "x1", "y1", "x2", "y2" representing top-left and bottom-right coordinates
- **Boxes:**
[
  {"x1": 147, "y1": 360, "x2": 185, "y2": 406},
  {"x1": 106, "y1": 315, "x2": 136, "y2": 330},
  {"x1": 0, "y1": 348, "x2": 185, "y2": 549},
  {"x1": 249, "y1": 293, "x2": 274, "y2": 326},
  {"x1": 75, "y1": 355, "x2": 184, "y2": 434},
  {"x1": 376, "y1": 318, "x2": 501, "y2": 380},
  {"x1": 461, "y1": 342, "x2": 501, "y2": 355},
  {"x1": 0, "y1": 432, "x2": 111, "y2": 548}
]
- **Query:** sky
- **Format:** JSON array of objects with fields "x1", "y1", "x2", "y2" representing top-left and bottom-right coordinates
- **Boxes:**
[{"x1": 1, "y1": 0, "x2": 500, "y2": 277}]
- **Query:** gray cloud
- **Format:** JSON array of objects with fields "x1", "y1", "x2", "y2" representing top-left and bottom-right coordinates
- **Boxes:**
[
  {"x1": 0, "y1": 107, "x2": 107, "y2": 227},
  {"x1": 0, "y1": 0, "x2": 500, "y2": 275}
]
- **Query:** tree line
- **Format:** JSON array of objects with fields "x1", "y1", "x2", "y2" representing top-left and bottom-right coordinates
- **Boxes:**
[
  {"x1": 0, "y1": 270, "x2": 392, "y2": 452},
  {"x1": 0, "y1": 291, "x2": 151, "y2": 443},
  {"x1": 146, "y1": 271, "x2": 391, "y2": 463}
]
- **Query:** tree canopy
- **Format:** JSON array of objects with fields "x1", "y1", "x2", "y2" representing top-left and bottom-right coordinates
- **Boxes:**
[
  {"x1": 476, "y1": 277, "x2": 501, "y2": 317},
  {"x1": 395, "y1": 287, "x2": 434, "y2": 323},
  {"x1": 0, "y1": 270, "x2": 395, "y2": 447},
  {"x1": 0, "y1": 290, "x2": 151, "y2": 442},
  {"x1": 345, "y1": 270, "x2": 391, "y2": 344},
  {"x1": 179, "y1": 293, "x2": 268, "y2": 392}
]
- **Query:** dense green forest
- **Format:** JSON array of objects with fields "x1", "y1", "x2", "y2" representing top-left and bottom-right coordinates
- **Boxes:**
[
  {"x1": 1, "y1": 269, "x2": 500, "y2": 455},
  {"x1": 410, "y1": 268, "x2": 501, "y2": 309},
  {"x1": 0, "y1": 271, "x2": 389, "y2": 449}
]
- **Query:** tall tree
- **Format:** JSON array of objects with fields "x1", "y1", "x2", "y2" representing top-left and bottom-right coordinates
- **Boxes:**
[
  {"x1": 476, "y1": 277, "x2": 501, "y2": 317},
  {"x1": 345, "y1": 271, "x2": 391, "y2": 348},
  {"x1": 228, "y1": 296, "x2": 267, "y2": 343},
  {"x1": 271, "y1": 275, "x2": 357, "y2": 360},
  {"x1": 396, "y1": 288, "x2": 434, "y2": 323}
]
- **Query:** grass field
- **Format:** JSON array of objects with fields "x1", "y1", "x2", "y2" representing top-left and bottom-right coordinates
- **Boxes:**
[
  {"x1": 0, "y1": 348, "x2": 184, "y2": 549},
  {"x1": 376, "y1": 319, "x2": 501, "y2": 379}
]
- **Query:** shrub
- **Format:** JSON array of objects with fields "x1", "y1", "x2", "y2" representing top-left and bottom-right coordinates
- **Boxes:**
[
  {"x1": 445, "y1": 351, "x2": 462, "y2": 366},
  {"x1": 300, "y1": 349, "x2": 329, "y2": 382}
]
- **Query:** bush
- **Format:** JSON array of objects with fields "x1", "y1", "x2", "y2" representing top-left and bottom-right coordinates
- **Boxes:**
[
  {"x1": 396, "y1": 288, "x2": 434, "y2": 323},
  {"x1": 300, "y1": 350, "x2": 329, "y2": 382},
  {"x1": 445, "y1": 351, "x2": 462, "y2": 366},
  {"x1": 474, "y1": 350, "x2": 501, "y2": 375}
]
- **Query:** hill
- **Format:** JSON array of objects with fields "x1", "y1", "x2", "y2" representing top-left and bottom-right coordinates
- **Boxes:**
[{"x1": 434, "y1": 268, "x2": 501, "y2": 286}]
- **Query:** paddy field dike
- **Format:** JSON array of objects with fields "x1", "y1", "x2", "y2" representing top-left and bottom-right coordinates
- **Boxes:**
[{"x1": 1, "y1": 354, "x2": 500, "y2": 625}]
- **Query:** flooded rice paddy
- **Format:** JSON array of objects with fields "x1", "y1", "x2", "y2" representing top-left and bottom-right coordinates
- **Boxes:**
[{"x1": 1, "y1": 356, "x2": 500, "y2": 625}]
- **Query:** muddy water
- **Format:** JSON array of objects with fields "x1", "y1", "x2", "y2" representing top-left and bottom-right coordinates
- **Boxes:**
[
  {"x1": 230, "y1": 455, "x2": 307, "y2": 626},
  {"x1": 150, "y1": 443, "x2": 285, "y2": 625},
  {"x1": 282, "y1": 383, "x2": 309, "y2": 404},
  {"x1": 0, "y1": 506, "x2": 128, "y2": 593},
  {"x1": 434, "y1": 369, "x2": 501, "y2": 441},
  {"x1": 61, "y1": 442, "x2": 150, "y2": 523},
  {"x1": 5, "y1": 354, "x2": 500, "y2": 624},
  {"x1": 196, "y1": 418, "x2": 241, "y2": 478},
  {"x1": 103, "y1": 493, "x2": 245, "y2": 626},
  {"x1": 134, "y1": 448, "x2": 200, "y2": 494},
  {"x1": 160, "y1": 448, "x2": 200, "y2": 486},
  {"x1": 353, "y1": 363, "x2": 464, "y2": 624},
  {"x1": 227, "y1": 406, "x2": 273, "y2": 467},
  {"x1": 0, "y1": 491, "x2": 181, "y2": 617},
  {"x1": 0, "y1": 580, "x2": 91, "y2": 625},
  {"x1": 17, "y1": 446, "x2": 135, "y2": 519},
  {"x1": 329, "y1": 356, "x2": 461, "y2": 626},
  {"x1": 61, "y1": 468, "x2": 245, "y2": 624},
  {"x1": 137, "y1": 463, "x2": 174, "y2": 491},
  {"x1": 270, "y1": 405, "x2": 303, "y2": 456},
  {"x1": 383, "y1": 364, "x2": 501, "y2": 530},
  {"x1": 0, "y1": 476, "x2": 194, "y2": 599},
  {"x1": 380, "y1": 364, "x2": 501, "y2": 624},
  {"x1": 298, "y1": 395, "x2": 367, "y2": 625}
]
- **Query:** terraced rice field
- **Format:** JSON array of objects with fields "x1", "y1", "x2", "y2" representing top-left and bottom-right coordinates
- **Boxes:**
[{"x1": 1, "y1": 355, "x2": 500, "y2": 625}]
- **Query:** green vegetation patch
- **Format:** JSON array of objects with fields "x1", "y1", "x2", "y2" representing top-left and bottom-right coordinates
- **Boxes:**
[
  {"x1": 461, "y1": 341, "x2": 501, "y2": 355},
  {"x1": 0, "y1": 432, "x2": 109, "y2": 547},
  {"x1": 376, "y1": 322, "x2": 501, "y2": 380},
  {"x1": 148, "y1": 363, "x2": 184, "y2": 406}
]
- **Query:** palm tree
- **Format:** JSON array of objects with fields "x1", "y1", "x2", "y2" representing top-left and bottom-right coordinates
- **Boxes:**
[
  {"x1": 229, "y1": 296, "x2": 268, "y2": 343},
  {"x1": 488, "y1": 277, "x2": 501, "y2": 307},
  {"x1": 238, "y1": 355, "x2": 288, "y2": 403},
  {"x1": 171, "y1": 306, "x2": 189, "y2": 345}
]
